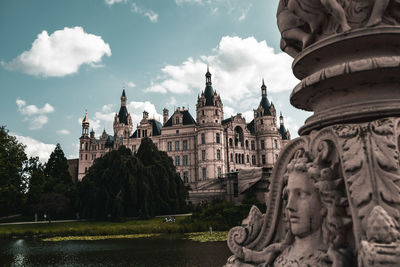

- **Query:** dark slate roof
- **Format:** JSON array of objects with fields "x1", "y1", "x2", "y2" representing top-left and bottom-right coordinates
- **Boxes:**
[
  {"x1": 149, "y1": 119, "x2": 162, "y2": 136},
  {"x1": 247, "y1": 120, "x2": 255, "y2": 134},
  {"x1": 204, "y1": 85, "x2": 214, "y2": 106},
  {"x1": 279, "y1": 125, "x2": 289, "y2": 140},
  {"x1": 105, "y1": 135, "x2": 114, "y2": 148},
  {"x1": 221, "y1": 117, "x2": 233, "y2": 125},
  {"x1": 130, "y1": 120, "x2": 162, "y2": 138},
  {"x1": 260, "y1": 96, "x2": 272, "y2": 116},
  {"x1": 118, "y1": 106, "x2": 129, "y2": 125},
  {"x1": 163, "y1": 110, "x2": 197, "y2": 127}
]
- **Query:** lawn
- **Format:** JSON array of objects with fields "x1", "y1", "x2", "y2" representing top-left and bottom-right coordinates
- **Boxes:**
[{"x1": 0, "y1": 216, "x2": 222, "y2": 239}]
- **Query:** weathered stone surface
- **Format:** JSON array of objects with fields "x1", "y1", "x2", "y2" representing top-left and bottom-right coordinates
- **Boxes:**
[{"x1": 225, "y1": 3, "x2": 400, "y2": 264}]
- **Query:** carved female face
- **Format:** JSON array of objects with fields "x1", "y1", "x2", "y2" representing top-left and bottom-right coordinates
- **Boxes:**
[{"x1": 285, "y1": 171, "x2": 323, "y2": 238}]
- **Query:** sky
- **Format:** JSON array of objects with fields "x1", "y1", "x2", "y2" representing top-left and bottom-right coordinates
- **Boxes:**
[{"x1": 0, "y1": 0, "x2": 311, "y2": 162}]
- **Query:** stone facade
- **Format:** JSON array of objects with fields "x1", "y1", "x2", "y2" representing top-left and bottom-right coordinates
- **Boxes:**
[
  {"x1": 77, "y1": 69, "x2": 290, "y2": 196},
  {"x1": 225, "y1": 1, "x2": 400, "y2": 266}
]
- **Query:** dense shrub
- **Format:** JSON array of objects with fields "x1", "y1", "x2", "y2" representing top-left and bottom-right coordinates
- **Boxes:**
[{"x1": 79, "y1": 138, "x2": 187, "y2": 220}]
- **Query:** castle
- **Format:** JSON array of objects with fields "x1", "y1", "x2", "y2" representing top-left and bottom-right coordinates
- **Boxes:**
[{"x1": 78, "y1": 68, "x2": 290, "y2": 202}]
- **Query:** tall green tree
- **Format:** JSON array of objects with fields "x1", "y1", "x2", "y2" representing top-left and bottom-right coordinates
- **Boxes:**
[
  {"x1": 24, "y1": 157, "x2": 46, "y2": 213},
  {"x1": 32, "y1": 144, "x2": 76, "y2": 218},
  {"x1": 0, "y1": 126, "x2": 27, "y2": 216}
]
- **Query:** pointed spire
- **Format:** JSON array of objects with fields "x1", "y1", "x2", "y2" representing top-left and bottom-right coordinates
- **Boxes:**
[
  {"x1": 82, "y1": 109, "x2": 89, "y2": 124},
  {"x1": 205, "y1": 65, "x2": 212, "y2": 85},
  {"x1": 121, "y1": 89, "x2": 127, "y2": 107},
  {"x1": 261, "y1": 78, "x2": 267, "y2": 96}
]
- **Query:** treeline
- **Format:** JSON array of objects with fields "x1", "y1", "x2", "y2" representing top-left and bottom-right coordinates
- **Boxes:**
[
  {"x1": 0, "y1": 126, "x2": 187, "y2": 220},
  {"x1": 1, "y1": 126, "x2": 77, "y2": 218}
]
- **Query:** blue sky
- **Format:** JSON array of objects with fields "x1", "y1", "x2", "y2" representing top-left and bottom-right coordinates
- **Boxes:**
[{"x1": 0, "y1": 0, "x2": 311, "y2": 161}]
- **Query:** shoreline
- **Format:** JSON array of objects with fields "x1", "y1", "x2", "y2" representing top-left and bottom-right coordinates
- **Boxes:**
[{"x1": 0, "y1": 216, "x2": 229, "y2": 241}]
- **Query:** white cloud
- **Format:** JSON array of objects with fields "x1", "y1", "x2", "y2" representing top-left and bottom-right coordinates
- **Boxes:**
[
  {"x1": 146, "y1": 36, "x2": 298, "y2": 108},
  {"x1": 12, "y1": 134, "x2": 55, "y2": 163},
  {"x1": 16, "y1": 99, "x2": 54, "y2": 130},
  {"x1": 2, "y1": 27, "x2": 111, "y2": 77},
  {"x1": 105, "y1": 0, "x2": 127, "y2": 5},
  {"x1": 128, "y1": 101, "x2": 163, "y2": 126},
  {"x1": 78, "y1": 101, "x2": 162, "y2": 136},
  {"x1": 57, "y1": 129, "x2": 70, "y2": 135},
  {"x1": 131, "y1": 3, "x2": 158, "y2": 23},
  {"x1": 16, "y1": 99, "x2": 54, "y2": 116},
  {"x1": 283, "y1": 116, "x2": 299, "y2": 138},
  {"x1": 29, "y1": 116, "x2": 48, "y2": 130},
  {"x1": 126, "y1": 81, "x2": 136, "y2": 88}
]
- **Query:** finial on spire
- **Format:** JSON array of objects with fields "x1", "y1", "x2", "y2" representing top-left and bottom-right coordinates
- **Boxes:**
[
  {"x1": 280, "y1": 111, "x2": 283, "y2": 117},
  {"x1": 207, "y1": 64, "x2": 210, "y2": 73},
  {"x1": 261, "y1": 79, "x2": 267, "y2": 96}
]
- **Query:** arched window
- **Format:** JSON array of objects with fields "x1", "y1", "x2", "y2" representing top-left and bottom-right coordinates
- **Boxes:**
[
  {"x1": 234, "y1": 126, "x2": 244, "y2": 147},
  {"x1": 245, "y1": 140, "x2": 249, "y2": 148},
  {"x1": 229, "y1": 138, "x2": 233, "y2": 147}
]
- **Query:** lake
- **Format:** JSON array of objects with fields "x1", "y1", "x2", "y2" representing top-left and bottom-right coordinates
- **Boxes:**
[{"x1": 0, "y1": 237, "x2": 232, "y2": 266}]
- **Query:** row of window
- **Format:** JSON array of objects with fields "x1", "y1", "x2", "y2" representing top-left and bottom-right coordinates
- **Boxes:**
[
  {"x1": 168, "y1": 140, "x2": 189, "y2": 151},
  {"x1": 228, "y1": 139, "x2": 279, "y2": 150},
  {"x1": 80, "y1": 142, "x2": 106, "y2": 151},
  {"x1": 175, "y1": 155, "x2": 190, "y2": 166},
  {"x1": 80, "y1": 153, "x2": 103, "y2": 161},
  {"x1": 178, "y1": 168, "x2": 222, "y2": 183},
  {"x1": 137, "y1": 129, "x2": 149, "y2": 138}
]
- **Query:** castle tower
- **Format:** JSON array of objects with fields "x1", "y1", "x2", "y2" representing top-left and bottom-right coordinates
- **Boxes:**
[
  {"x1": 253, "y1": 80, "x2": 280, "y2": 168},
  {"x1": 196, "y1": 66, "x2": 224, "y2": 125},
  {"x1": 78, "y1": 110, "x2": 91, "y2": 181},
  {"x1": 82, "y1": 110, "x2": 89, "y2": 137},
  {"x1": 163, "y1": 108, "x2": 169, "y2": 125},
  {"x1": 114, "y1": 89, "x2": 133, "y2": 138},
  {"x1": 196, "y1": 66, "x2": 225, "y2": 181},
  {"x1": 278, "y1": 112, "x2": 291, "y2": 147}
]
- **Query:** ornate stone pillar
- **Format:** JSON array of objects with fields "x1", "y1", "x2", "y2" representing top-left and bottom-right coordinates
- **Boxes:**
[{"x1": 225, "y1": 1, "x2": 400, "y2": 266}]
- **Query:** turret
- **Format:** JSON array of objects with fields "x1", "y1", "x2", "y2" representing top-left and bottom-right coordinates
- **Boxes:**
[
  {"x1": 90, "y1": 128, "x2": 95, "y2": 139},
  {"x1": 163, "y1": 108, "x2": 169, "y2": 124},
  {"x1": 82, "y1": 110, "x2": 89, "y2": 137},
  {"x1": 114, "y1": 89, "x2": 133, "y2": 137},
  {"x1": 279, "y1": 112, "x2": 290, "y2": 140},
  {"x1": 196, "y1": 66, "x2": 223, "y2": 125},
  {"x1": 254, "y1": 79, "x2": 276, "y2": 134}
]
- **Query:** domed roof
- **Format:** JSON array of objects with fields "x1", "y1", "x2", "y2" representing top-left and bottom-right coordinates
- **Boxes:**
[
  {"x1": 259, "y1": 80, "x2": 271, "y2": 115},
  {"x1": 118, "y1": 106, "x2": 129, "y2": 125},
  {"x1": 204, "y1": 65, "x2": 215, "y2": 106}
]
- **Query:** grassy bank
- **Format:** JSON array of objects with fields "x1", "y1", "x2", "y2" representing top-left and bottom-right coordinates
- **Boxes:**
[{"x1": 0, "y1": 216, "x2": 225, "y2": 239}]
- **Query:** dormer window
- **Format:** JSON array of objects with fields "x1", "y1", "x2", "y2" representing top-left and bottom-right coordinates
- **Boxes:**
[
  {"x1": 176, "y1": 117, "x2": 179, "y2": 124},
  {"x1": 202, "y1": 110, "x2": 205, "y2": 116}
]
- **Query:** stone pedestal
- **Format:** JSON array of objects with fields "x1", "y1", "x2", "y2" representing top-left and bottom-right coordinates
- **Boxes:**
[{"x1": 225, "y1": 1, "x2": 400, "y2": 266}]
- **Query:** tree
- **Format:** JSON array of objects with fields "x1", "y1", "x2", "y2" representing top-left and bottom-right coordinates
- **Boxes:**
[
  {"x1": 0, "y1": 126, "x2": 27, "y2": 216},
  {"x1": 24, "y1": 157, "x2": 46, "y2": 214},
  {"x1": 32, "y1": 144, "x2": 76, "y2": 218},
  {"x1": 79, "y1": 138, "x2": 187, "y2": 220}
]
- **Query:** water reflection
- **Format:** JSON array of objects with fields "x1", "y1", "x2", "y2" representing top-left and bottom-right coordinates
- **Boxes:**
[{"x1": 0, "y1": 237, "x2": 231, "y2": 266}]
